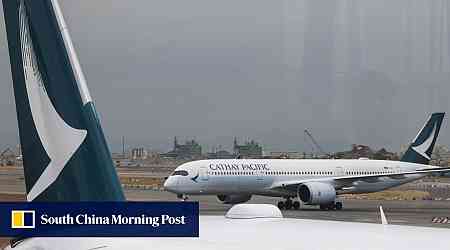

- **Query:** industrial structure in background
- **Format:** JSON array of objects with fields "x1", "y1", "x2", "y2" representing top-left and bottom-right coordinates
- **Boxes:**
[
  {"x1": 334, "y1": 144, "x2": 399, "y2": 160},
  {"x1": 303, "y1": 129, "x2": 332, "y2": 158},
  {"x1": 0, "y1": 146, "x2": 22, "y2": 166},
  {"x1": 207, "y1": 146, "x2": 234, "y2": 159},
  {"x1": 0, "y1": 148, "x2": 14, "y2": 166},
  {"x1": 161, "y1": 137, "x2": 202, "y2": 160},
  {"x1": 131, "y1": 147, "x2": 149, "y2": 160},
  {"x1": 233, "y1": 137, "x2": 263, "y2": 159},
  {"x1": 267, "y1": 151, "x2": 305, "y2": 159},
  {"x1": 430, "y1": 145, "x2": 450, "y2": 167},
  {"x1": 1, "y1": 137, "x2": 449, "y2": 169}
]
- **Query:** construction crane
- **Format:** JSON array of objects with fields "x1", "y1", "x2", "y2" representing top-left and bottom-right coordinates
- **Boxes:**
[
  {"x1": 304, "y1": 129, "x2": 330, "y2": 158},
  {"x1": 0, "y1": 148, "x2": 12, "y2": 158},
  {"x1": 0, "y1": 147, "x2": 13, "y2": 166}
]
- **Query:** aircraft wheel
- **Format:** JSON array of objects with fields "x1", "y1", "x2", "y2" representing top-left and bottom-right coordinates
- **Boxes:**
[
  {"x1": 335, "y1": 202, "x2": 343, "y2": 210},
  {"x1": 328, "y1": 202, "x2": 336, "y2": 210},
  {"x1": 277, "y1": 201, "x2": 285, "y2": 210},
  {"x1": 178, "y1": 194, "x2": 188, "y2": 201},
  {"x1": 285, "y1": 200, "x2": 293, "y2": 210},
  {"x1": 293, "y1": 201, "x2": 300, "y2": 210}
]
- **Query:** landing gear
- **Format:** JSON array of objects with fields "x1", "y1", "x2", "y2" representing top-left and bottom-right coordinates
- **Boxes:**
[
  {"x1": 293, "y1": 201, "x2": 300, "y2": 210},
  {"x1": 277, "y1": 198, "x2": 300, "y2": 210},
  {"x1": 277, "y1": 201, "x2": 285, "y2": 210},
  {"x1": 335, "y1": 201, "x2": 343, "y2": 210},
  {"x1": 319, "y1": 204, "x2": 327, "y2": 210},
  {"x1": 285, "y1": 199, "x2": 293, "y2": 210},
  {"x1": 319, "y1": 201, "x2": 343, "y2": 210},
  {"x1": 177, "y1": 194, "x2": 189, "y2": 201}
]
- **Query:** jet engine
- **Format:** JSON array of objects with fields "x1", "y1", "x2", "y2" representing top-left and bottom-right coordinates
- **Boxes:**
[
  {"x1": 217, "y1": 194, "x2": 252, "y2": 204},
  {"x1": 298, "y1": 182, "x2": 336, "y2": 205}
]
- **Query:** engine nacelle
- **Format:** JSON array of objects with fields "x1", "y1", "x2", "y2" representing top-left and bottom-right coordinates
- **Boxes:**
[
  {"x1": 298, "y1": 182, "x2": 336, "y2": 205},
  {"x1": 217, "y1": 194, "x2": 252, "y2": 204}
]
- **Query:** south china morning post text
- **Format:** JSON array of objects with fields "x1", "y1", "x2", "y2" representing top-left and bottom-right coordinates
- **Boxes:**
[
  {"x1": 0, "y1": 202, "x2": 199, "y2": 237},
  {"x1": 40, "y1": 213, "x2": 186, "y2": 228}
]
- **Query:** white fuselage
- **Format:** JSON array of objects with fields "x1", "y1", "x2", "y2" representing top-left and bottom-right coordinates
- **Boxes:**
[{"x1": 164, "y1": 159, "x2": 428, "y2": 197}]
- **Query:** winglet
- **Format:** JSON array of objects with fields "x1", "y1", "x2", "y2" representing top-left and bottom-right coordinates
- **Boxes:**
[{"x1": 379, "y1": 206, "x2": 388, "y2": 225}]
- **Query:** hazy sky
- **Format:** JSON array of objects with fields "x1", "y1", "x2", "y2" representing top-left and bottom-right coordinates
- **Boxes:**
[{"x1": 0, "y1": 0, "x2": 449, "y2": 153}]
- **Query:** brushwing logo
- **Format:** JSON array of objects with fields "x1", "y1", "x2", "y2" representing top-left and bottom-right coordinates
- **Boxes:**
[
  {"x1": 191, "y1": 174, "x2": 199, "y2": 183},
  {"x1": 11, "y1": 210, "x2": 35, "y2": 229},
  {"x1": 412, "y1": 122, "x2": 437, "y2": 160},
  {"x1": 19, "y1": 1, "x2": 87, "y2": 201}
]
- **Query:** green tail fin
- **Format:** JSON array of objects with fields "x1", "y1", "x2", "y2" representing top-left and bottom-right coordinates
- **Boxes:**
[{"x1": 2, "y1": 0, "x2": 125, "y2": 201}]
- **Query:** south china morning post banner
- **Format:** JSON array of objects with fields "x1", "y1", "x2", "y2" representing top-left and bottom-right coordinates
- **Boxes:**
[{"x1": 0, "y1": 202, "x2": 199, "y2": 237}]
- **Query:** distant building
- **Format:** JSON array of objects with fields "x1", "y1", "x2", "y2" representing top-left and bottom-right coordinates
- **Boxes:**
[
  {"x1": 431, "y1": 145, "x2": 450, "y2": 167},
  {"x1": 233, "y1": 138, "x2": 263, "y2": 159},
  {"x1": 372, "y1": 148, "x2": 398, "y2": 160},
  {"x1": 207, "y1": 150, "x2": 234, "y2": 159},
  {"x1": 334, "y1": 144, "x2": 373, "y2": 159},
  {"x1": 268, "y1": 152, "x2": 304, "y2": 159},
  {"x1": 334, "y1": 144, "x2": 397, "y2": 160},
  {"x1": 161, "y1": 137, "x2": 202, "y2": 160},
  {"x1": 131, "y1": 147, "x2": 148, "y2": 160}
]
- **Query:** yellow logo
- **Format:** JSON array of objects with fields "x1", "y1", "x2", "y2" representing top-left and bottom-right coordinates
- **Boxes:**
[{"x1": 11, "y1": 210, "x2": 35, "y2": 229}]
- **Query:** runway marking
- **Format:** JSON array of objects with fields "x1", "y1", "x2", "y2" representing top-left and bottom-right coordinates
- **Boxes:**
[
  {"x1": 432, "y1": 217, "x2": 450, "y2": 224},
  {"x1": 389, "y1": 220, "x2": 409, "y2": 223}
]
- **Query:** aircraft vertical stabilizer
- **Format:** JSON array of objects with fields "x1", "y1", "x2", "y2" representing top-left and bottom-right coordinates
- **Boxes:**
[
  {"x1": 2, "y1": 0, "x2": 125, "y2": 201},
  {"x1": 401, "y1": 113, "x2": 445, "y2": 165}
]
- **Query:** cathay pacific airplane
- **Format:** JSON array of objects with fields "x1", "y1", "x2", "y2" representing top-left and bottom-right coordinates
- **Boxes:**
[
  {"x1": 164, "y1": 113, "x2": 450, "y2": 210},
  {"x1": 2, "y1": 1, "x2": 450, "y2": 250}
]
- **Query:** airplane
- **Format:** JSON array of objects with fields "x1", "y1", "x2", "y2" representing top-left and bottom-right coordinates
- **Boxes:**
[
  {"x1": 2, "y1": 0, "x2": 450, "y2": 249},
  {"x1": 164, "y1": 112, "x2": 450, "y2": 210}
]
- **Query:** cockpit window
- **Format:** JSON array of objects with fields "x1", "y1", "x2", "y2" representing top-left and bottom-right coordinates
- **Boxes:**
[{"x1": 172, "y1": 170, "x2": 189, "y2": 176}]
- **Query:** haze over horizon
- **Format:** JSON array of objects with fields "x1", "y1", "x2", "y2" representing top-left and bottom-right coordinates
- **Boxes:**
[{"x1": 0, "y1": 0, "x2": 449, "y2": 154}]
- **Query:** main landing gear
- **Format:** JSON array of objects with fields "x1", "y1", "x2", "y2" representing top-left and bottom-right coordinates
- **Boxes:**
[
  {"x1": 319, "y1": 201, "x2": 343, "y2": 211},
  {"x1": 277, "y1": 198, "x2": 300, "y2": 210}
]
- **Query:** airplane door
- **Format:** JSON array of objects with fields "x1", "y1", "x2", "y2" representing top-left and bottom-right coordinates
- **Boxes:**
[
  {"x1": 198, "y1": 166, "x2": 209, "y2": 193},
  {"x1": 335, "y1": 166, "x2": 344, "y2": 176},
  {"x1": 256, "y1": 170, "x2": 264, "y2": 181},
  {"x1": 200, "y1": 166, "x2": 209, "y2": 181}
]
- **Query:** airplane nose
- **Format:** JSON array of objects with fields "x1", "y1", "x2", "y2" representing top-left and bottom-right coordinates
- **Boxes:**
[{"x1": 163, "y1": 177, "x2": 177, "y2": 193}]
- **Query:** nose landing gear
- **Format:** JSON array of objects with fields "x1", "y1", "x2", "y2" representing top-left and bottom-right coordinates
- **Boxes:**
[{"x1": 177, "y1": 194, "x2": 189, "y2": 201}]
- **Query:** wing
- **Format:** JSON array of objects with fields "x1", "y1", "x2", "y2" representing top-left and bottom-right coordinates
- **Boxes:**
[{"x1": 270, "y1": 166, "x2": 450, "y2": 192}]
